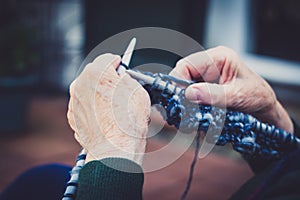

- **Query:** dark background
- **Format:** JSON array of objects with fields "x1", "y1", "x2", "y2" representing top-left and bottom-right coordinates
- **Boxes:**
[
  {"x1": 252, "y1": 0, "x2": 300, "y2": 62},
  {"x1": 0, "y1": 0, "x2": 207, "y2": 92},
  {"x1": 1, "y1": 0, "x2": 299, "y2": 92}
]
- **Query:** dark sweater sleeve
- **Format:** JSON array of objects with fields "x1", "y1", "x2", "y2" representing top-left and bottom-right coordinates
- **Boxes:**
[{"x1": 76, "y1": 158, "x2": 144, "y2": 200}]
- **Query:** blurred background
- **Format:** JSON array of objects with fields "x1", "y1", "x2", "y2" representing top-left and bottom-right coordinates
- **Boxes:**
[{"x1": 0, "y1": 0, "x2": 300, "y2": 199}]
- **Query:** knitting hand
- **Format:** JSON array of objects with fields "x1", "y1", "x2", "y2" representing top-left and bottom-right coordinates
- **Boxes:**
[
  {"x1": 170, "y1": 46, "x2": 293, "y2": 133},
  {"x1": 67, "y1": 53, "x2": 151, "y2": 165}
]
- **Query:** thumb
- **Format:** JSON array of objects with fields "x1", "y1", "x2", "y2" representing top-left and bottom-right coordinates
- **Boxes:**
[{"x1": 185, "y1": 82, "x2": 228, "y2": 107}]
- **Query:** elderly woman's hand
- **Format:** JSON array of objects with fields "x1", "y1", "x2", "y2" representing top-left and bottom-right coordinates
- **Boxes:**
[
  {"x1": 170, "y1": 46, "x2": 293, "y2": 133},
  {"x1": 67, "y1": 53, "x2": 151, "y2": 165}
]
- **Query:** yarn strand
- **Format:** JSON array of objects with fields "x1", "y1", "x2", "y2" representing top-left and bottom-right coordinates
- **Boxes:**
[{"x1": 180, "y1": 130, "x2": 201, "y2": 200}]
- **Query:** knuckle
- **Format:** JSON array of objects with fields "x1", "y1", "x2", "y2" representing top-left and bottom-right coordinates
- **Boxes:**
[
  {"x1": 215, "y1": 46, "x2": 239, "y2": 59},
  {"x1": 93, "y1": 53, "x2": 120, "y2": 65},
  {"x1": 176, "y1": 59, "x2": 188, "y2": 69},
  {"x1": 93, "y1": 53, "x2": 113, "y2": 63},
  {"x1": 216, "y1": 46, "x2": 232, "y2": 53},
  {"x1": 69, "y1": 80, "x2": 77, "y2": 95}
]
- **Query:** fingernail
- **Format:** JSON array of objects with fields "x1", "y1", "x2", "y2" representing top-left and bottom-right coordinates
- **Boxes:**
[{"x1": 185, "y1": 87, "x2": 202, "y2": 102}]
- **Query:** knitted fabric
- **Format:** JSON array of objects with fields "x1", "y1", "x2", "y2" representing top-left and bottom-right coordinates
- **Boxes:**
[{"x1": 230, "y1": 121, "x2": 300, "y2": 199}]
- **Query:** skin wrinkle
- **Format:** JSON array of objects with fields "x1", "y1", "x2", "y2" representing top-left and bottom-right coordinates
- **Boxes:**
[
  {"x1": 174, "y1": 60, "x2": 193, "y2": 80},
  {"x1": 69, "y1": 93, "x2": 91, "y2": 135},
  {"x1": 68, "y1": 53, "x2": 150, "y2": 164},
  {"x1": 170, "y1": 46, "x2": 293, "y2": 133},
  {"x1": 198, "y1": 62, "x2": 210, "y2": 81},
  {"x1": 110, "y1": 76, "x2": 149, "y2": 138},
  {"x1": 221, "y1": 56, "x2": 236, "y2": 84}
]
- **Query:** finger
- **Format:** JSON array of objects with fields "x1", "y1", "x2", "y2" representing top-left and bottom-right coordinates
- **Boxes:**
[
  {"x1": 78, "y1": 54, "x2": 121, "y2": 84},
  {"x1": 82, "y1": 53, "x2": 121, "y2": 76},
  {"x1": 185, "y1": 82, "x2": 230, "y2": 107},
  {"x1": 93, "y1": 53, "x2": 121, "y2": 72},
  {"x1": 170, "y1": 50, "x2": 214, "y2": 81},
  {"x1": 170, "y1": 46, "x2": 237, "y2": 83}
]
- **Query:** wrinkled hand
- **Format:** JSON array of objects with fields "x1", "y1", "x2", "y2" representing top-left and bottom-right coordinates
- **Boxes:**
[
  {"x1": 67, "y1": 54, "x2": 151, "y2": 165},
  {"x1": 170, "y1": 46, "x2": 293, "y2": 133}
]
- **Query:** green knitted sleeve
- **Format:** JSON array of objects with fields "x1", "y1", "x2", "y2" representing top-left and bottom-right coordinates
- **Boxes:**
[{"x1": 76, "y1": 158, "x2": 144, "y2": 200}]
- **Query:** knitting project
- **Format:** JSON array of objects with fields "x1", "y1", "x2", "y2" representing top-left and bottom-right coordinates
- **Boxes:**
[
  {"x1": 139, "y1": 71, "x2": 300, "y2": 160},
  {"x1": 63, "y1": 70, "x2": 300, "y2": 200}
]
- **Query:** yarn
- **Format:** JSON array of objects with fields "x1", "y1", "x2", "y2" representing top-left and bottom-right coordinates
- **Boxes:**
[
  {"x1": 139, "y1": 71, "x2": 300, "y2": 160},
  {"x1": 63, "y1": 70, "x2": 300, "y2": 199}
]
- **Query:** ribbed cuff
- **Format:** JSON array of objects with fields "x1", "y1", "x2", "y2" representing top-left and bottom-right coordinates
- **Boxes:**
[{"x1": 76, "y1": 158, "x2": 144, "y2": 200}]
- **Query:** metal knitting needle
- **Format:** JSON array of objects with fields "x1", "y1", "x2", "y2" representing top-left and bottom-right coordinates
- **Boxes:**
[
  {"x1": 126, "y1": 69, "x2": 183, "y2": 95},
  {"x1": 117, "y1": 37, "x2": 136, "y2": 74},
  {"x1": 117, "y1": 38, "x2": 183, "y2": 95}
]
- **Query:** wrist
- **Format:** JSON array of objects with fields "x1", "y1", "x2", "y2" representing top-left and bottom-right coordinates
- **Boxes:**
[
  {"x1": 85, "y1": 135, "x2": 147, "y2": 165},
  {"x1": 264, "y1": 101, "x2": 294, "y2": 133}
]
